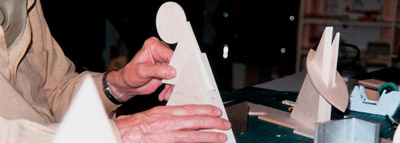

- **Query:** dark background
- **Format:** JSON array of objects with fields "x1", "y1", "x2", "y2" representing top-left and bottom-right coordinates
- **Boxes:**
[{"x1": 41, "y1": 0, "x2": 299, "y2": 113}]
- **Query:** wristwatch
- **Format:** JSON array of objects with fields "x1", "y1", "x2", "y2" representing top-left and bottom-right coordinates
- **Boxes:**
[{"x1": 102, "y1": 70, "x2": 122, "y2": 104}]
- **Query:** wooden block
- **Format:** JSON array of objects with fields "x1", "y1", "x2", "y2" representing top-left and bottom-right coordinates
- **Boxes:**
[
  {"x1": 225, "y1": 100, "x2": 248, "y2": 135},
  {"x1": 359, "y1": 79, "x2": 386, "y2": 89},
  {"x1": 359, "y1": 79, "x2": 385, "y2": 101}
]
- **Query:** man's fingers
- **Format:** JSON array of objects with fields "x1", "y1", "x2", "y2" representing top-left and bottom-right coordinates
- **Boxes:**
[
  {"x1": 164, "y1": 85, "x2": 174, "y2": 101},
  {"x1": 146, "y1": 131, "x2": 227, "y2": 143},
  {"x1": 134, "y1": 78, "x2": 163, "y2": 95},
  {"x1": 147, "y1": 105, "x2": 223, "y2": 117},
  {"x1": 172, "y1": 131, "x2": 227, "y2": 143},
  {"x1": 158, "y1": 87, "x2": 167, "y2": 101},
  {"x1": 165, "y1": 116, "x2": 231, "y2": 131},
  {"x1": 139, "y1": 115, "x2": 231, "y2": 133},
  {"x1": 146, "y1": 37, "x2": 174, "y2": 63},
  {"x1": 158, "y1": 84, "x2": 173, "y2": 101},
  {"x1": 137, "y1": 63, "x2": 176, "y2": 79}
]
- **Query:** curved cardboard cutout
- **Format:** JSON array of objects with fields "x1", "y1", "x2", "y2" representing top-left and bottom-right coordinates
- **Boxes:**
[
  {"x1": 291, "y1": 27, "x2": 349, "y2": 133},
  {"x1": 156, "y1": 2, "x2": 236, "y2": 143}
]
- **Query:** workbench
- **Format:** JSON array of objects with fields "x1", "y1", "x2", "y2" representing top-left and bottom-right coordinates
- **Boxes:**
[
  {"x1": 226, "y1": 68, "x2": 399, "y2": 142},
  {"x1": 117, "y1": 68, "x2": 400, "y2": 142}
]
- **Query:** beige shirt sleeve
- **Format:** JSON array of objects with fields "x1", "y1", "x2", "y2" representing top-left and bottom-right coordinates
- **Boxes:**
[
  {"x1": 44, "y1": 66, "x2": 121, "y2": 122},
  {"x1": 0, "y1": 0, "x2": 122, "y2": 142},
  {"x1": 0, "y1": 116, "x2": 123, "y2": 143},
  {"x1": 0, "y1": 116, "x2": 55, "y2": 143},
  {"x1": 27, "y1": 0, "x2": 122, "y2": 122}
]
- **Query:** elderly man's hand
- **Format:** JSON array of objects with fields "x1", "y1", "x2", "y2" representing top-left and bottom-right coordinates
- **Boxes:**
[
  {"x1": 114, "y1": 105, "x2": 231, "y2": 143},
  {"x1": 106, "y1": 37, "x2": 176, "y2": 102}
]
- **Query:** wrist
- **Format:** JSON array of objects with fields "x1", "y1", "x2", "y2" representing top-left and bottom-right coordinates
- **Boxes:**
[
  {"x1": 106, "y1": 69, "x2": 135, "y2": 102},
  {"x1": 103, "y1": 70, "x2": 123, "y2": 104}
]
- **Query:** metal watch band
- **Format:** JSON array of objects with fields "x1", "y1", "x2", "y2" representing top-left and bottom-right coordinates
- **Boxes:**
[{"x1": 102, "y1": 70, "x2": 122, "y2": 104}]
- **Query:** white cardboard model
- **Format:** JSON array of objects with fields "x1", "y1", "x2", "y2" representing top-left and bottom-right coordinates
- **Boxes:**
[
  {"x1": 157, "y1": 2, "x2": 236, "y2": 143},
  {"x1": 53, "y1": 76, "x2": 119, "y2": 143},
  {"x1": 290, "y1": 27, "x2": 349, "y2": 132}
]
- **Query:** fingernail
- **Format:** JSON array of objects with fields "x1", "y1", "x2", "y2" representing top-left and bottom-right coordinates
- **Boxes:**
[
  {"x1": 165, "y1": 93, "x2": 171, "y2": 101},
  {"x1": 167, "y1": 67, "x2": 176, "y2": 78},
  {"x1": 215, "y1": 109, "x2": 222, "y2": 115},
  {"x1": 158, "y1": 95, "x2": 164, "y2": 101},
  {"x1": 225, "y1": 121, "x2": 231, "y2": 128},
  {"x1": 220, "y1": 134, "x2": 227, "y2": 142}
]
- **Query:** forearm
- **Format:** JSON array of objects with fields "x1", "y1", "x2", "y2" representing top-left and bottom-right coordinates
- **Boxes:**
[{"x1": 106, "y1": 69, "x2": 134, "y2": 102}]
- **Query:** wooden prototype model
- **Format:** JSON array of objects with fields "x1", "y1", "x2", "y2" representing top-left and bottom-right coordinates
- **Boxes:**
[
  {"x1": 156, "y1": 2, "x2": 236, "y2": 143},
  {"x1": 291, "y1": 27, "x2": 349, "y2": 133}
]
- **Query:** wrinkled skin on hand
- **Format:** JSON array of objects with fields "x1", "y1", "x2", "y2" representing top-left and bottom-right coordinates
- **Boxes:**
[
  {"x1": 106, "y1": 37, "x2": 176, "y2": 102},
  {"x1": 115, "y1": 105, "x2": 231, "y2": 143}
]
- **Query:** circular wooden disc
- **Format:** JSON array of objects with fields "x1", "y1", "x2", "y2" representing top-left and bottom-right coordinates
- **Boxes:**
[{"x1": 156, "y1": 2, "x2": 187, "y2": 44}]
